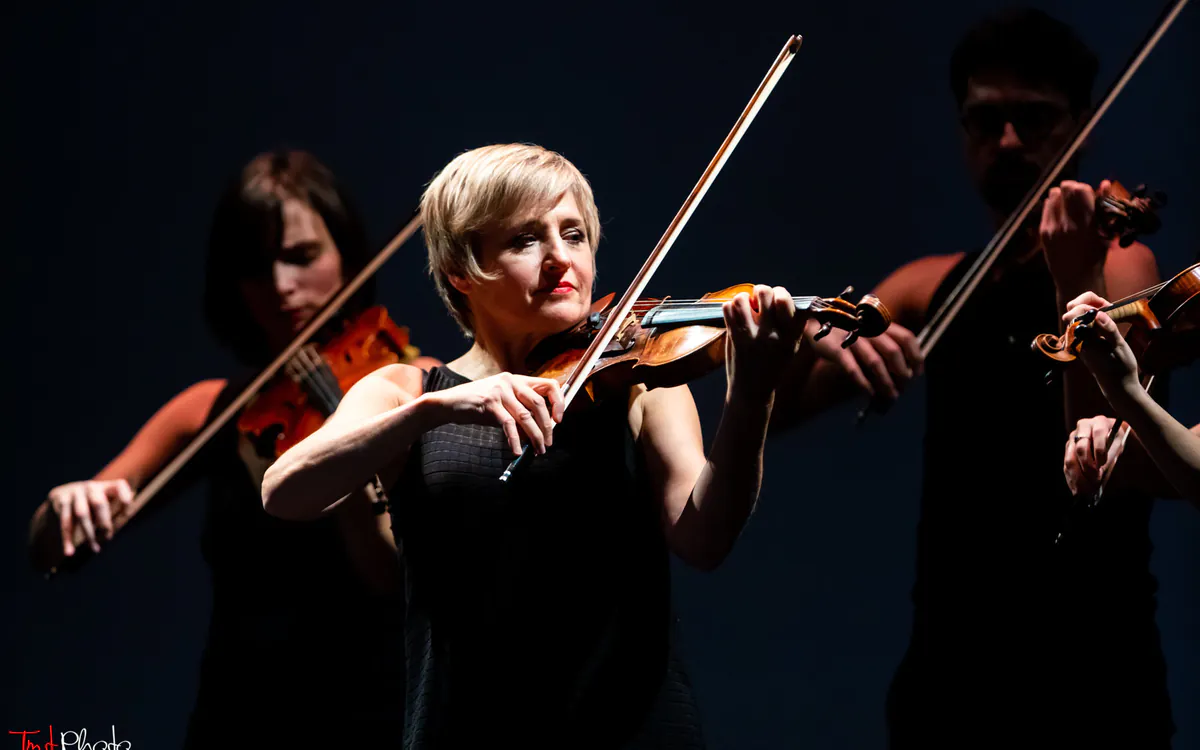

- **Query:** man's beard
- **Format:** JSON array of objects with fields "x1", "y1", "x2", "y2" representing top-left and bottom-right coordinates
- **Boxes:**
[{"x1": 980, "y1": 155, "x2": 1044, "y2": 218}]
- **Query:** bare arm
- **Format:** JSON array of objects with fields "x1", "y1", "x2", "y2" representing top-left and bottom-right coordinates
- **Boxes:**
[
  {"x1": 261, "y1": 364, "x2": 430, "y2": 521},
  {"x1": 262, "y1": 364, "x2": 566, "y2": 521},
  {"x1": 1040, "y1": 180, "x2": 1162, "y2": 433},
  {"x1": 635, "y1": 285, "x2": 806, "y2": 570},
  {"x1": 29, "y1": 379, "x2": 226, "y2": 569},
  {"x1": 1058, "y1": 297, "x2": 1200, "y2": 506},
  {"x1": 1113, "y1": 395, "x2": 1200, "y2": 507},
  {"x1": 635, "y1": 382, "x2": 772, "y2": 570},
  {"x1": 1056, "y1": 241, "x2": 1160, "y2": 433}
]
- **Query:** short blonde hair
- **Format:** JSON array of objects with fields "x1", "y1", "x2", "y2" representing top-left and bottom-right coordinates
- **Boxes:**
[{"x1": 420, "y1": 143, "x2": 602, "y2": 335}]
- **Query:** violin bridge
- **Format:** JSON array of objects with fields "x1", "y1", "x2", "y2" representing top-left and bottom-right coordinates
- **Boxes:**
[{"x1": 615, "y1": 312, "x2": 641, "y2": 349}]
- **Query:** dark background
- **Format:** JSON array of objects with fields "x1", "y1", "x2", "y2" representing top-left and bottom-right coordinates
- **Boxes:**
[{"x1": 4, "y1": 1, "x2": 1198, "y2": 747}]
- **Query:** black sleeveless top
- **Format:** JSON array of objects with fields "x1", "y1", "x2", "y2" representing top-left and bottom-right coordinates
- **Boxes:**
[
  {"x1": 183, "y1": 378, "x2": 406, "y2": 747},
  {"x1": 390, "y1": 366, "x2": 705, "y2": 749},
  {"x1": 889, "y1": 251, "x2": 1173, "y2": 742}
]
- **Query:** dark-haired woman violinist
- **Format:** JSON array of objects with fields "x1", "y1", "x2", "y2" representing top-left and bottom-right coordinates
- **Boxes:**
[{"x1": 28, "y1": 150, "x2": 438, "y2": 747}]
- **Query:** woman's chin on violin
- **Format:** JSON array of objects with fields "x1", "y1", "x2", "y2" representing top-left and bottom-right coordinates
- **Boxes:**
[{"x1": 445, "y1": 190, "x2": 598, "y2": 365}]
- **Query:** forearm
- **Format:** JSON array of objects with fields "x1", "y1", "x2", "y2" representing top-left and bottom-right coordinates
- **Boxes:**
[
  {"x1": 333, "y1": 487, "x2": 403, "y2": 595},
  {"x1": 263, "y1": 395, "x2": 436, "y2": 520},
  {"x1": 677, "y1": 386, "x2": 773, "y2": 569},
  {"x1": 1057, "y1": 271, "x2": 1115, "y2": 430},
  {"x1": 1110, "y1": 387, "x2": 1200, "y2": 506}
]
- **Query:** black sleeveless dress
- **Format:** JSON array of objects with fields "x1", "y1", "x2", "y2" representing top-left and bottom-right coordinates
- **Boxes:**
[
  {"x1": 389, "y1": 366, "x2": 706, "y2": 749},
  {"x1": 182, "y1": 378, "x2": 406, "y2": 747},
  {"x1": 886, "y1": 252, "x2": 1174, "y2": 747}
]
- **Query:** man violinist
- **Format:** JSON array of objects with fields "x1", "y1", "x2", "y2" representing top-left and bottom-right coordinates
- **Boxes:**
[{"x1": 772, "y1": 8, "x2": 1174, "y2": 747}]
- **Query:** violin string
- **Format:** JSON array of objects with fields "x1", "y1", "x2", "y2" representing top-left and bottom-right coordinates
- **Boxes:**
[
  {"x1": 313, "y1": 355, "x2": 344, "y2": 413},
  {"x1": 290, "y1": 349, "x2": 326, "y2": 411},
  {"x1": 623, "y1": 295, "x2": 822, "y2": 308},
  {"x1": 305, "y1": 344, "x2": 344, "y2": 405},
  {"x1": 304, "y1": 349, "x2": 342, "y2": 416},
  {"x1": 295, "y1": 347, "x2": 341, "y2": 416},
  {"x1": 1101, "y1": 279, "x2": 1170, "y2": 311}
]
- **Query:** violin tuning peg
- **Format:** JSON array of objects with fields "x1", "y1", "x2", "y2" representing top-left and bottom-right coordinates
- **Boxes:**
[
  {"x1": 814, "y1": 321, "x2": 834, "y2": 341},
  {"x1": 841, "y1": 330, "x2": 860, "y2": 348},
  {"x1": 839, "y1": 285, "x2": 854, "y2": 299}
]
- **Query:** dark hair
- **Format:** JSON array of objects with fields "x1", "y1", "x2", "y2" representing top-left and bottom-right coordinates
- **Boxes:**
[
  {"x1": 203, "y1": 150, "x2": 375, "y2": 366},
  {"x1": 950, "y1": 8, "x2": 1099, "y2": 115}
]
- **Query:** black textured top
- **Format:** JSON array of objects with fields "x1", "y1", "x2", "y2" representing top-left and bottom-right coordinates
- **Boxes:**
[{"x1": 390, "y1": 366, "x2": 706, "y2": 749}]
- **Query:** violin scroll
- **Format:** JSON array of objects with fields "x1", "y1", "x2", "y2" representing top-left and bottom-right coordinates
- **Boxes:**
[
  {"x1": 1098, "y1": 180, "x2": 1167, "y2": 248},
  {"x1": 812, "y1": 286, "x2": 892, "y2": 347},
  {"x1": 1033, "y1": 262, "x2": 1200, "y2": 375}
]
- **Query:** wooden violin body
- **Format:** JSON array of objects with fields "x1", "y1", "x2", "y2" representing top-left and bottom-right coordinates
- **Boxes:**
[
  {"x1": 1033, "y1": 262, "x2": 1200, "y2": 374},
  {"x1": 527, "y1": 283, "x2": 891, "y2": 401},
  {"x1": 237, "y1": 305, "x2": 423, "y2": 459}
]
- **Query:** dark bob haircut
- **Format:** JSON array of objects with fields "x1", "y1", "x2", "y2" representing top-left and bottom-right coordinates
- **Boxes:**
[
  {"x1": 203, "y1": 150, "x2": 374, "y2": 366},
  {"x1": 950, "y1": 7, "x2": 1100, "y2": 116}
]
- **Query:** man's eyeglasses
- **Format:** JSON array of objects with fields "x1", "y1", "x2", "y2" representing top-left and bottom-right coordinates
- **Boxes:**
[{"x1": 960, "y1": 101, "x2": 1070, "y2": 143}]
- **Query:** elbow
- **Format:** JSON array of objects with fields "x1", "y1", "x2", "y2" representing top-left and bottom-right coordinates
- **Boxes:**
[{"x1": 261, "y1": 462, "x2": 310, "y2": 521}]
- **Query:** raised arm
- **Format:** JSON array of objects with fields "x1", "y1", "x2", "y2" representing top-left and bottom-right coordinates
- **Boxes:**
[
  {"x1": 635, "y1": 285, "x2": 806, "y2": 570},
  {"x1": 1040, "y1": 180, "x2": 1162, "y2": 433},
  {"x1": 261, "y1": 364, "x2": 428, "y2": 520},
  {"x1": 29, "y1": 378, "x2": 226, "y2": 569}
]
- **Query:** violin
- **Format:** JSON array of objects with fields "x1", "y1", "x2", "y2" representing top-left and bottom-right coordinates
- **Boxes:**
[
  {"x1": 906, "y1": 0, "x2": 1190, "y2": 387},
  {"x1": 501, "y1": 35, "x2": 837, "y2": 481},
  {"x1": 37, "y1": 216, "x2": 431, "y2": 576},
  {"x1": 238, "y1": 306, "x2": 424, "y2": 460},
  {"x1": 526, "y1": 284, "x2": 891, "y2": 402},
  {"x1": 1032, "y1": 261, "x2": 1199, "y2": 544},
  {"x1": 1033, "y1": 261, "x2": 1199, "y2": 374}
]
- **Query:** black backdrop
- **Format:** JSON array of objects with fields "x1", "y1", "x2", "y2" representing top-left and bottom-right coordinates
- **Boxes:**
[{"x1": 4, "y1": 1, "x2": 1198, "y2": 747}]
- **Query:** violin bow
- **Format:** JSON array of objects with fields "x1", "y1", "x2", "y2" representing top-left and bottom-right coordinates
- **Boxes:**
[
  {"x1": 499, "y1": 34, "x2": 805, "y2": 482},
  {"x1": 42, "y1": 210, "x2": 425, "y2": 576},
  {"x1": 857, "y1": 0, "x2": 1191, "y2": 422},
  {"x1": 919, "y1": 0, "x2": 1190, "y2": 357}
]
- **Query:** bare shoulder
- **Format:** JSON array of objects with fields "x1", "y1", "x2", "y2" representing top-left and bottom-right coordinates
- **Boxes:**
[
  {"x1": 874, "y1": 252, "x2": 967, "y2": 329},
  {"x1": 374, "y1": 362, "x2": 426, "y2": 389},
  {"x1": 346, "y1": 363, "x2": 425, "y2": 408},
  {"x1": 166, "y1": 379, "x2": 228, "y2": 432},
  {"x1": 1104, "y1": 239, "x2": 1160, "y2": 291}
]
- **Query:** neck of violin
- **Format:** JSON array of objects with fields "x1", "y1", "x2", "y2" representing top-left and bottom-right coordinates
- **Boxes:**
[
  {"x1": 1103, "y1": 297, "x2": 1152, "y2": 327},
  {"x1": 640, "y1": 296, "x2": 819, "y2": 328}
]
